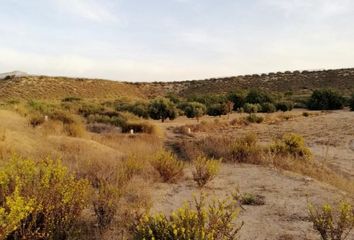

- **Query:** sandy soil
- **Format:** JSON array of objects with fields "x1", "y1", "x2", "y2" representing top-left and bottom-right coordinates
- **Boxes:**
[{"x1": 151, "y1": 164, "x2": 349, "y2": 240}]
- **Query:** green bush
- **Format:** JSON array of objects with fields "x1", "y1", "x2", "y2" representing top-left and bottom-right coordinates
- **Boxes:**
[
  {"x1": 192, "y1": 156, "x2": 221, "y2": 188},
  {"x1": 227, "y1": 92, "x2": 246, "y2": 110},
  {"x1": 148, "y1": 98, "x2": 178, "y2": 122},
  {"x1": 116, "y1": 101, "x2": 150, "y2": 119},
  {"x1": 276, "y1": 101, "x2": 294, "y2": 112},
  {"x1": 132, "y1": 195, "x2": 243, "y2": 240},
  {"x1": 307, "y1": 89, "x2": 346, "y2": 110},
  {"x1": 270, "y1": 133, "x2": 312, "y2": 160},
  {"x1": 0, "y1": 156, "x2": 90, "y2": 239},
  {"x1": 150, "y1": 150, "x2": 184, "y2": 182},
  {"x1": 245, "y1": 89, "x2": 273, "y2": 104},
  {"x1": 206, "y1": 103, "x2": 227, "y2": 116},
  {"x1": 243, "y1": 103, "x2": 261, "y2": 113},
  {"x1": 180, "y1": 102, "x2": 207, "y2": 120},
  {"x1": 246, "y1": 113, "x2": 264, "y2": 123},
  {"x1": 260, "y1": 102, "x2": 276, "y2": 113},
  {"x1": 308, "y1": 201, "x2": 354, "y2": 240}
]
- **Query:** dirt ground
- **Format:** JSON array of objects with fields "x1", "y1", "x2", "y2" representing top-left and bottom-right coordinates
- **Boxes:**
[{"x1": 150, "y1": 110, "x2": 354, "y2": 240}]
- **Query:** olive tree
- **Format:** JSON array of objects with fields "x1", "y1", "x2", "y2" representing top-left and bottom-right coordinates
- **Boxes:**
[{"x1": 148, "y1": 98, "x2": 178, "y2": 122}]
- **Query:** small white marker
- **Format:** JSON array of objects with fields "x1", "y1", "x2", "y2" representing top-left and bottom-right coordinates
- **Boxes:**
[{"x1": 130, "y1": 129, "x2": 134, "y2": 134}]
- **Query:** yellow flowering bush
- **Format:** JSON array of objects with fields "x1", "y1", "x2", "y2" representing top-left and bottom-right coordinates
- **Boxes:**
[
  {"x1": 308, "y1": 201, "x2": 354, "y2": 240},
  {"x1": 0, "y1": 156, "x2": 90, "y2": 239},
  {"x1": 150, "y1": 150, "x2": 184, "y2": 183},
  {"x1": 270, "y1": 133, "x2": 312, "y2": 160},
  {"x1": 132, "y1": 195, "x2": 243, "y2": 240},
  {"x1": 192, "y1": 156, "x2": 221, "y2": 188}
]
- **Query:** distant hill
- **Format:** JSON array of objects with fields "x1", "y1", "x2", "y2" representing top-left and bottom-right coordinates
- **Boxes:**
[
  {"x1": 0, "y1": 71, "x2": 29, "y2": 79},
  {"x1": 0, "y1": 68, "x2": 353, "y2": 101},
  {"x1": 161, "y1": 68, "x2": 354, "y2": 97}
]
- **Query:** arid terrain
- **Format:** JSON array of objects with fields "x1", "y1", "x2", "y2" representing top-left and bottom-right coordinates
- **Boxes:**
[{"x1": 0, "y1": 102, "x2": 353, "y2": 239}]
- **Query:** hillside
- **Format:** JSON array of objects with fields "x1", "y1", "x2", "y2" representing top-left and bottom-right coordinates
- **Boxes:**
[
  {"x1": 0, "y1": 68, "x2": 353, "y2": 101},
  {"x1": 162, "y1": 68, "x2": 354, "y2": 97}
]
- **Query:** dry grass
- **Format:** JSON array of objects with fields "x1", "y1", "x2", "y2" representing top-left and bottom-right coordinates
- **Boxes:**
[{"x1": 176, "y1": 133, "x2": 354, "y2": 195}]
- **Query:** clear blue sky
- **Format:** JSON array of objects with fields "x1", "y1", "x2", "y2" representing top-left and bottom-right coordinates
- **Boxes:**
[{"x1": 0, "y1": 0, "x2": 353, "y2": 82}]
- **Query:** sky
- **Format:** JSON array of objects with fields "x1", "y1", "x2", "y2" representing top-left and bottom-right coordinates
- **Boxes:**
[{"x1": 0, "y1": 0, "x2": 354, "y2": 82}]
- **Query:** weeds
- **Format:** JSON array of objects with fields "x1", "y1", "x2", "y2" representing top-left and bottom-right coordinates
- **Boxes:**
[
  {"x1": 192, "y1": 156, "x2": 221, "y2": 188},
  {"x1": 308, "y1": 201, "x2": 354, "y2": 240},
  {"x1": 132, "y1": 194, "x2": 243, "y2": 240},
  {"x1": 150, "y1": 150, "x2": 184, "y2": 183}
]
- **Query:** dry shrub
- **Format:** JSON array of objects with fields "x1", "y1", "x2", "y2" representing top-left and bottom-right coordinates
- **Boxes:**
[
  {"x1": 308, "y1": 201, "x2": 354, "y2": 240},
  {"x1": 91, "y1": 133, "x2": 162, "y2": 158},
  {"x1": 29, "y1": 112, "x2": 44, "y2": 127},
  {"x1": 270, "y1": 133, "x2": 312, "y2": 160},
  {"x1": 132, "y1": 194, "x2": 243, "y2": 240},
  {"x1": 230, "y1": 134, "x2": 264, "y2": 164},
  {"x1": 150, "y1": 150, "x2": 184, "y2": 183},
  {"x1": 192, "y1": 156, "x2": 221, "y2": 188},
  {"x1": 245, "y1": 113, "x2": 264, "y2": 123},
  {"x1": 63, "y1": 120, "x2": 86, "y2": 137},
  {"x1": 176, "y1": 120, "x2": 229, "y2": 134}
]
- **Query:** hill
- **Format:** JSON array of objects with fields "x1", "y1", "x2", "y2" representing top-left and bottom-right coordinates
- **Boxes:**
[
  {"x1": 0, "y1": 70, "x2": 29, "y2": 79},
  {"x1": 0, "y1": 68, "x2": 353, "y2": 101}
]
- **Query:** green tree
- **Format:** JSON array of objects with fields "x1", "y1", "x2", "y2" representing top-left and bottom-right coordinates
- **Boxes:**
[
  {"x1": 148, "y1": 98, "x2": 178, "y2": 122},
  {"x1": 182, "y1": 102, "x2": 207, "y2": 121},
  {"x1": 207, "y1": 103, "x2": 228, "y2": 117},
  {"x1": 227, "y1": 92, "x2": 245, "y2": 110},
  {"x1": 307, "y1": 89, "x2": 345, "y2": 110},
  {"x1": 245, "y1": 89, "x2": 273, "y2": 104}
]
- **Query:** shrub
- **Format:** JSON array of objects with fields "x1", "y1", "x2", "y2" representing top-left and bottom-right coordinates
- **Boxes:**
[
  {"x1": 243, "y1": 103, "x2": 261, "y2": 113},
  {"x1": 78, "y1": 103, "x2": 105, "y2": 117},
  {"x1": 246, "y1": 113, "x2": 264, "y2": 123},
  {"x1": 93, "y1": 181, "x2": 120, "y2": 229},
  {"x1": 27, "y1": 100, "x2": 54, "y2": 114},
  {"x1": 227, "y1": 92, "x2": 246, "y2": 110},
  {"x1": 50, "y1": 110, "x2": 86, "y2": 137},
  {"x1": 180, "y1": 102, "x2": 207, "y2": 121},
  {"x1": 230, "y1": 134, "x2": 264, "y2": 163},
  {"x1": 62, "y1": 96, "x2": 81, "y2": 102},
  {"x1": 192, "y1": 156, "x2": 221, "y2": 188},
  {"x1": 29, "y1": 113, "x2": 44, "y2": 127},
  {"x1": 350, "y1": 94, "x2": 354, "y2": 111},
  {"x1": 239, "y1": 193, "x2": 265, "y2": 206},
  {"x1": 276, "y1": 101, "x2": 294, "y2": 112},
  {"x1": 308, "y1": 201, "x2": 354, "y2": 240},
  {"x1": 206, "y1": 103, "x2": 228, "y2": 116},
  {"x1": 270, "y1": 133, "x2": 312, "y2": 160},
  {"x1": 307, "y1": 89, "x2": 346, "y2": 110},
  {"x1": 132, "y1": 194, "x2": 243, "y2": 240},
  {"x1": 116, "y1": 101, "x2": 150, "y2": 119},
  {"x1": 245, "y1": 89, "x2": 273, "y2": 104},
  {"x1": 150, "y1": 150, "x2": 184, "y2": 182},
  {"x1": 260, "y1": 102, "x2": 276, "y2": 113},
  {"x1": 0, "y1": 156, "x2": 90, "y2": 239},
  {"x1": 148, "y1": 98, "x2": 178, "y2": 122},
  {"x1": 302, "y1": 112, "x2": 310, "y2": 117}
]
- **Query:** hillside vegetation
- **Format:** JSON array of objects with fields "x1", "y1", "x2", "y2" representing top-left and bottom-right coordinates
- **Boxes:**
[{"x1": 0, "y1": 68, "x2": 354, "y2": 101}]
